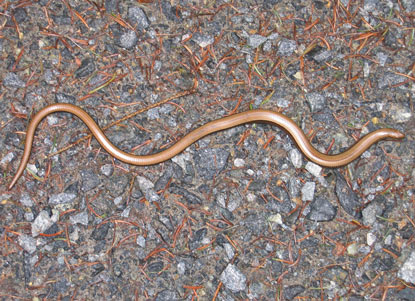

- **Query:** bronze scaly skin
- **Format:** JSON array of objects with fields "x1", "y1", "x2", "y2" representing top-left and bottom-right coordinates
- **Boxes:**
[{"x1": 8, "y1": 103, "x2": 405, "y2": 190}]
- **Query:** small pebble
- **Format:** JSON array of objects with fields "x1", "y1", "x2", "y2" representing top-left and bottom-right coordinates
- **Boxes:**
[
  {"x1": 305, "y1": 162, "x2": 322, "y2": 177},
  {"x1": 301, "y1": 182, "x2": 315, "y2": 201},
  {"x1": 234, "y1": 158, "x2": 245, "y2": 168},
  {"x1": 289, "y1": 149, "x2": 302, "y2": 168}
]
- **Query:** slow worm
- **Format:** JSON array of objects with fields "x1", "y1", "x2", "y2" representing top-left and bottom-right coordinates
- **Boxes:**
[{"x1": 8, "y1": 103, "x2": 404, "y2": 189}]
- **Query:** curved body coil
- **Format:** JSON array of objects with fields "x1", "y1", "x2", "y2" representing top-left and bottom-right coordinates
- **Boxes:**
[{"x1": 8, "y1": 103, "x2": 405, "y2": 189}]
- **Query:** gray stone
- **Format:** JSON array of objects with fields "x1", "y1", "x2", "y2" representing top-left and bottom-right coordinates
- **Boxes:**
[
  {"x1": 136, "y1": 235, "x2": 146, "y2": 248},
  {"x1": 106, "y1": 175, "x2": 129, "y2": 197},
  {"x1": 49, "y1": 192, "x2": 77, "y2": 205},
  {"x1": 147, "y1": 107, "x2": 160, "y2": 120},
  {"x1": 247, "y1": 282, "x2": 266, "y2": 300},
  {"x1": 54, "y1": 278, "x2": 69, "y2": 294},
  {"x1": 32, "y1": 210, "x2": 59, "y2": 237},
  {"x1": 306, "y1": 92, "x2": 326, "y2": 112},
  {"x1": 168, "y1": 185, "x2": 202, "y2": 205},
  {"x1": 177, "y1": 261, "x2": 186, "y2": 275},
  {"x1": 362, "y1": 202, "x2": 382, "y2": 226},
  {"x1": 266, "y1": 185, "x2": 292, "y2": 213},
  {"x1": 52, "y1": 12, "x2": 71, "y2": 25},
  {"x1": 402, "y1": 0, "x2": 415, "y2": 12},
  {"x1": 121, "y1": 206, "x2": 131, "y2": 218},
  {"x1": 277, "y1": 98, "x2": 290, "y2": 108},
  {"x1": 347, "y1": 243, "x2": 358, "y2": 256},
  {"x1": 305, "y1": 162, "x2": 322, "y2": 177},
  {"x1": 161, "y1": 1, "x2": 181, "y2": 21},
  {"x1": 306, "y1": 197, "x2": 337, "y2": 221},
  {"x1": 128, "y1": 6, "x2": 150, "y2": 30},
  {"x1": 192, "y1": 33, "x2": 214, "y2": 48},
  {"x1": 335, "y1": 172, "x2": 362, "y2": 218},
  {"x1": 289, "y1": 149, "x2": 302, "y2": 168},
  {"x1": 301, "y1": 182, "x2": 315, "y2": 201},
  {"x1": 278, "y1": 39, "x2": 297, "y2": 56},
  {"x1": 0, "y1": 194, "x2": 12, "y2": 204},
  {"x1": 189, "y1": 228, "x2": 207, "y2": 250},
  {"x1": 1, "y1": 152, "x2": 15, "y2": 166},
  {"x1": 378, "y1": 72, "x2": 406, "y2": 89},
  {"x1": 364, "y1": 0, "x2": 378, "y2": 11},
  {"x1": 289, "y1": 177, "x2": 301, "y2": 198},
  {"x1": 105, "y1": 0, "x2": 117, "y2": 14},
  {"x1": 18, "y1": 234, "x2": 37, "y2": 254},
  {"x1": 244, "y1": 14, "x2": 254, "y2": 23},
  {"x1": 13, "y1": 7, "x2": 27, "y2": 23},
  {"x1": 283, "y1": 285, "x2": 305, "y2": 300},
  {"x1": 265, "y1": 242, "x2": 274, "y2": 252},
  {"x1": 155, "y1": 290, "x2": 179, "y2": 301},
  {"x1": 25, "y1": 212, "x2": 34, "y2": 222},
  {"x1": 267, "y1": 33, "x2": 279, "y2": 40},
  {"x1": 376, "y1": 52, "x2": 388, "y2": 66},
  {"x1": 119, "y1": 30, "x2": 138, "y2": 49},
  {"x1": 367, "y1": 232, "x2": 376, "y2": 246},
  {"x1": 397, "y1": 288, "x2": 415, "y2": 300},
  {"x1": 363, "y1": 61, "x2": 371, "y2": 78},
  {"x1": 136, "y1": 175, "x2": 159, "y2": 202},
  {"x1": 154, "y1": 163, "x2": 184, "y2": 191},
  {"x1": 136, "y1": 175, "x2": 154, "y2": 190},
  {"x1": 3, "y1": 73, "x2": 25, "y2": 88},
  {"x1": 224, "y1": 243, "x2": 235, "y2": 260},
  {"x1": 81, "y1": 169, "x2": 100, "y2": 192},
  {"x1": 217, "y1": 192, "x2": 240, "y2": 212},
  {"x1": 220, "y1": 264, "x2": 247, "y2": 292},
  {"x1": 70, "y1": 211, "x2": 89, "y2": 226},
  {"x1": 46, "y1": 115, "x2": 59, "y2": 126},
  {"x1": 247, "y1": 34, "x2": 267, "y2": 48},
  {"x1": 194, "y1": 148, "x2": 229, "y2": 180},
  {"x1": 75, "y1": 58, "x2": 95, "y2": 78},
  {"x1": 390, "y1": 104, "x2": 412, "y2": 123},
  {"x1": 148, "y1": 261, "x2": 163, "y2": 273},
  {"x1": 100, "y1": 164, "x2": 114, "y2": 176},
  {"x1": 263, "y1": 40, "x2": 272, "y2": 52},
  {"x1": 55, "y1": 93, "x2": 76, "y2": 104},
  {"x1": 398, "y1": 251, "x2": 415, "y2": 284},
  {"x1": 268, "y1": 213, "x2": 283, "y2": 225},
  {"x1": 19, "y1": 193, "x2": 34, "y2": 207},
  {"x1": 313, "y1": 50, "x2": 332, "y2": 63},
  {"x1": 113, "y1": 196, "x2": 123, "y2": 206},
  {"x1": 234, "y1": 158, "x2": 245, "y2": 167},
  {"x1": 91, "y1": 222, "x2": 110, "y2": 241}
]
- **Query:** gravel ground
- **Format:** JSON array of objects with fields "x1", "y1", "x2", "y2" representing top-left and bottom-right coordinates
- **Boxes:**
[{"x1": 0, "y1": 0, "x2": 414, "y2": 300}]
